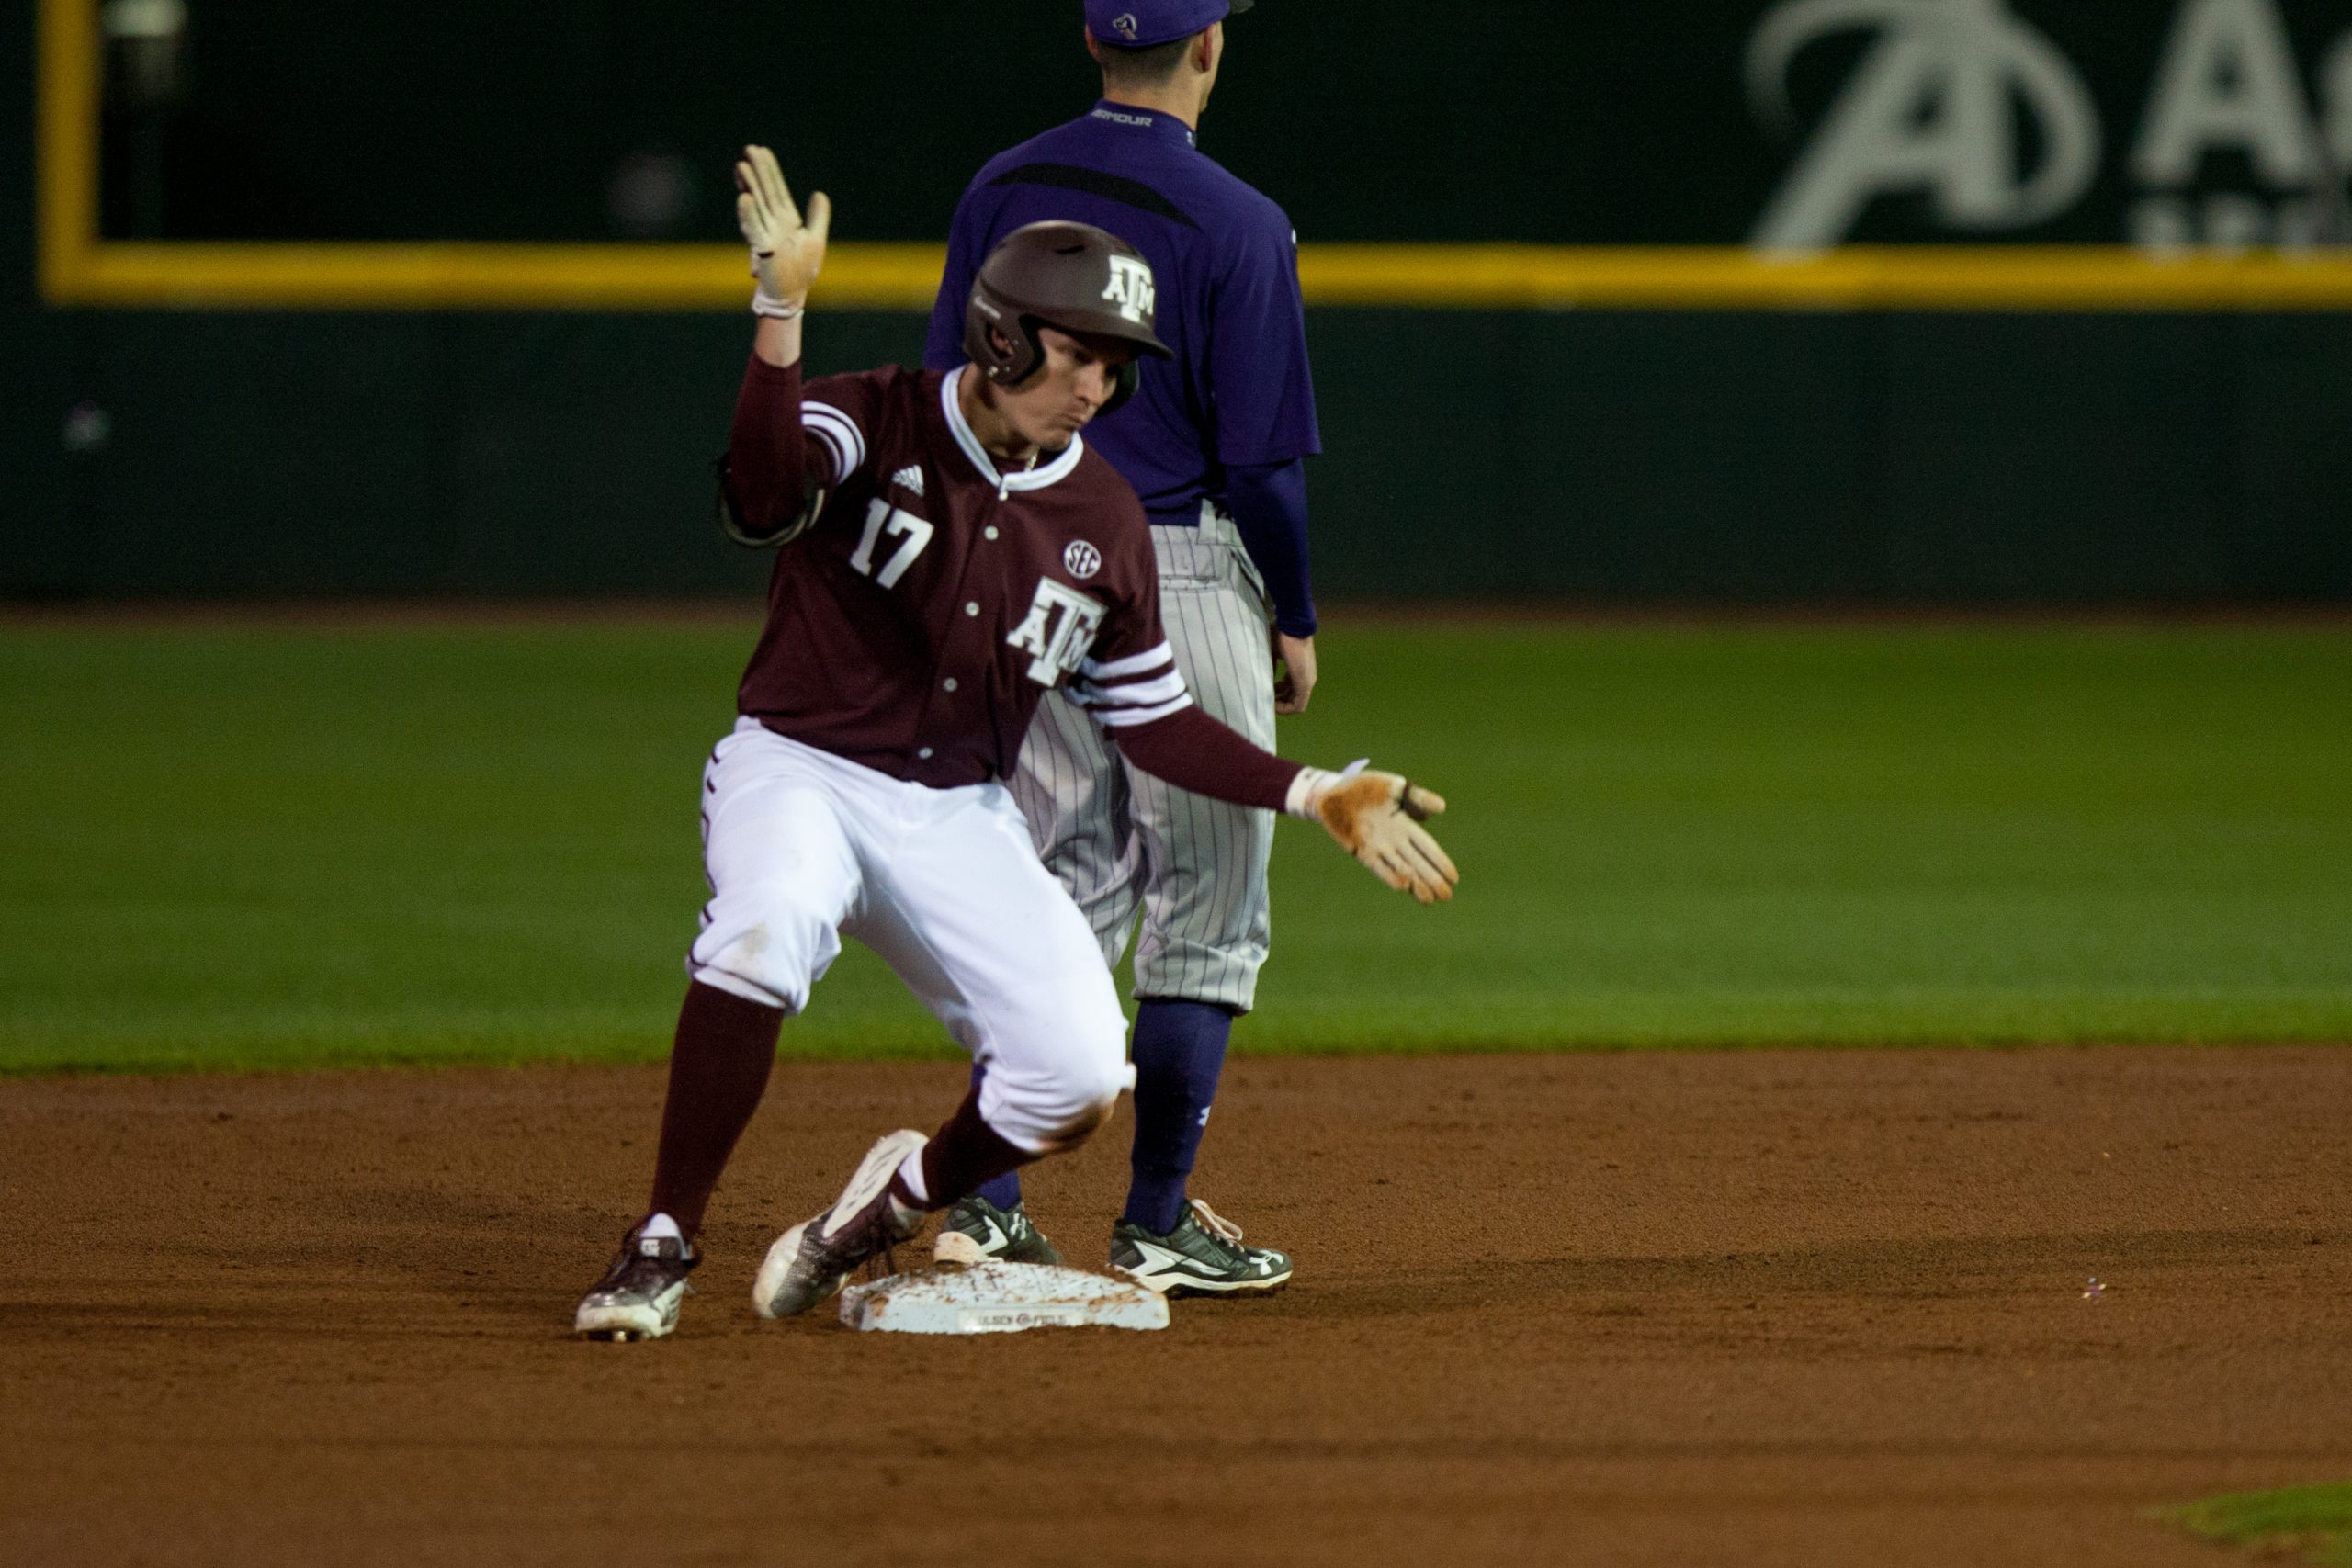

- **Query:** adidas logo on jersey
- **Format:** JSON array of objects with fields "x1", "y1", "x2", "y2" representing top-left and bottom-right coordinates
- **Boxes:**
[{"x1": 891, "y1": 464, "x2": 924, "y2": 497}]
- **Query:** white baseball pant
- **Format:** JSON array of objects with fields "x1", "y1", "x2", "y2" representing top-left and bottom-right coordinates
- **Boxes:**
[{"x1": 688, "y1": 719, "x2": 1133, "y2": 1153}]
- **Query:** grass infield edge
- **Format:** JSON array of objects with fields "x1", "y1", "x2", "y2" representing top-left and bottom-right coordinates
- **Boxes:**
[
  {"x1": 7, "y1": 1030, "x2": 2352, "y2": 1080},
  {"x1": 2157, "y1": 1483, "x2": 2352, "y2": 1567}
]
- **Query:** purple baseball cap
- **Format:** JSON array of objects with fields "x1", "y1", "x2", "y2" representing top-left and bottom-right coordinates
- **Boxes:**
[{"x1": 1084, "y1": 0, "x2": 1251, "y2": 50}]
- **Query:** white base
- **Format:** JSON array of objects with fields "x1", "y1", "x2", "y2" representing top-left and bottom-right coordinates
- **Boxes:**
[{"x1": 839, "y1": 1261, "x2": 1170, "y2": 1335}]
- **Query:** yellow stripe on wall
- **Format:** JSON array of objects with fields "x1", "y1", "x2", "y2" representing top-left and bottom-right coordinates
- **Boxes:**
[
  {"x1": 1298, "y1": 244, "x2": 2352, "y2": 311},
  {"x1": 58, "y1": 243, "x2": 945, "y2": 310},
  {"x1": 40, "y1": 240, "x2": 2352, "y2": 312}
]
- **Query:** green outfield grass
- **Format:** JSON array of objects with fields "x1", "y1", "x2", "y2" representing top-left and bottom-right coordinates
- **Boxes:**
[
  {"x1": 2163, "y1": 1483, "x2": 2352, "y2": 1566},
  {"x1": 4, "y1": 615, "x2": 2349, "y2": 1073}
]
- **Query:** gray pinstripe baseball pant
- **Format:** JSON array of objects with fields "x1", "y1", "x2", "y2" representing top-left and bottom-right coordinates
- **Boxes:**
[{"x1": 1012, "y1": 505, "x2": 1276, "y2": 1012}]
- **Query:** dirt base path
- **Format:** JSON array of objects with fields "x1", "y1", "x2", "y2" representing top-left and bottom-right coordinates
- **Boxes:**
[{"x1": 7, "y1": 1049, "x2": 2349, "y2": 1567}]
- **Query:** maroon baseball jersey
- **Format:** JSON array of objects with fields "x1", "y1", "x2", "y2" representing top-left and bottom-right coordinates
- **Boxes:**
[{"x1": 724, "y1": 355, "x2": 1202, "y2": 791}]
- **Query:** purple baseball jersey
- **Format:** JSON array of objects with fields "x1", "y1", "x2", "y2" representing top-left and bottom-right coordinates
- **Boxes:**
[{"x1": 925, "y1": 102, "x2": 1321, "y2": 532}]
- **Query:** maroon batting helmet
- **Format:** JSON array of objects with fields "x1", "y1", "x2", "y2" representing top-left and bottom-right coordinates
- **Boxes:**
[{"x1": 964, "y1": 221, "x2": 1172, "y2": 415}]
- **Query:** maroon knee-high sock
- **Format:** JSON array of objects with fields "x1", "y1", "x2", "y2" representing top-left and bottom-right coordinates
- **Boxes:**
[
  {"x1": 646, "y1": 982, "x2": 784, "y2": 1238},
  {"x1": 917, "y1": 1089, "x2": 1032, "y2": 1210}
]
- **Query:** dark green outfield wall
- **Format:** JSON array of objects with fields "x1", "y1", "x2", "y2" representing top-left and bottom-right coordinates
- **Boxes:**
[
  {"x1": 71, "y1": 0, "x2": 2352, "y2": 249},
  {"x1": 11, "y1": 307, "x2": 2352, "y2": 603},
  {"x1": 7, "y1": 3, "x2": 2352, "y2": 603}
]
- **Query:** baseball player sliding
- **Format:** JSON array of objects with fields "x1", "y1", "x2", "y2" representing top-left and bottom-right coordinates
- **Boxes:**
[
  {"x1": 925, "y1": 0, "x2": 1320, "y2": 1294},
  {"x1": 574, "y1": 148, "x2": 1453, "y2": 1340}
]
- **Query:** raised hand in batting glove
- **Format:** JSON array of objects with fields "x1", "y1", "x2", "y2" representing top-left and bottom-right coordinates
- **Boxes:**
[
  {"x1": 1285, "y1": 765, "x2": 1458, "y2": 905},
  {"x1": 733, "y1": 144, "x2": 830, "y2": 317}
]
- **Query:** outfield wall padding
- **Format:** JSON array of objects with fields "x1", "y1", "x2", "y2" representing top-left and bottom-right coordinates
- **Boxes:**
[{"x1": 7, "y1": 307, "x2": 2351, "y2": 603}]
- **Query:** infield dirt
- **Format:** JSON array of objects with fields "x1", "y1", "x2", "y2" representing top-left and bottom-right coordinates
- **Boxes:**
[{"x1": 7, "y1": 1048, "x2": 2349, "y2": 1567}]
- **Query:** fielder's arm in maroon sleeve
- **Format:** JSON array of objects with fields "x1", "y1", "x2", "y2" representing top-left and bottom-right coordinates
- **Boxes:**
[
  {"x1": 1109, "y1": 704, "x2": 1461, "y2": 906},
  {"x1": 719, "y1": 141, "x2": 832, "y2": 544},
  {"x1": 721, "y1": 355, "x2": 829, "y2": 545},
  {"x1": 1110, "y1": 704, "x2": 1295, "y2": 810}
]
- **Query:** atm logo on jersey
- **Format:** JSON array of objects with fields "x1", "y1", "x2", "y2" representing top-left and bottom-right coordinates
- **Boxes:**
[{"x1": 1007, "y1": 579, "x2": 1106, "y2": 686}]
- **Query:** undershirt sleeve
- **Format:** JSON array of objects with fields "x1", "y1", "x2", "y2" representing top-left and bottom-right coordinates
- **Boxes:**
[
  {"x1": 726, "y1": 356, "x2": 875, "y2": 542},
  {"x1": 725, "y1": 356, "x2": 815, "y2": 541},
  {"x1": 1225, "y1": 456, "x2": 1316, "y2": 637},
  {"x1": 1108, "y1": 704, "x2": 1303, "y2": 812}
]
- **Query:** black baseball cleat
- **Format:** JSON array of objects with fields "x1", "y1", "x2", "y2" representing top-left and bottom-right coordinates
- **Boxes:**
[
  {"x1": 752, "y1": 1130, "x2": 928, "y2": 1319},
  {"x1": 574, "y1": 1224, "x2": 699, "y2": 1341},
  {"x1": 1109, "y1": 1198, "x2": 1292, "y2": 1298},
  {"x1": 935, "y1": 1193, "x2": 1062, "y2": 1266}
]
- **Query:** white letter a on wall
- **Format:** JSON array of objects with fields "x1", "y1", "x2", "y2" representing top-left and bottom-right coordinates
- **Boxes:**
[
  {"x1": 2133, "y1": 0, "x2": 2321, "y2": 187},
  {"x1": 1748, "y1": 0, "x2": 2100, "y2": 250}
]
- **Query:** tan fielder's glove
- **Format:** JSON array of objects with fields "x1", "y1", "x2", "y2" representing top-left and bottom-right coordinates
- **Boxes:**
[{"x1": 1286, "y1": 765, "x2": 1458, "y2": 905}]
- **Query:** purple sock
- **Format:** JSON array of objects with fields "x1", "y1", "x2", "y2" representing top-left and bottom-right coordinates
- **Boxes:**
[
  {"x1": 1123, "y1": 999, "x2": 1234, "y2": 1234},
  {"x1": 967, "y1": 1060, "x2": 1023, "y2": 1210}
]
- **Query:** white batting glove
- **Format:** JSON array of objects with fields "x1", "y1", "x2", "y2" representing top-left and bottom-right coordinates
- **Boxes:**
[
  {"x1": 733, "y1": 144, "x2": 831, "y2": 318},
  {"x1": 1286, "y1": 762, "x2": 1459, "y2": 905}
]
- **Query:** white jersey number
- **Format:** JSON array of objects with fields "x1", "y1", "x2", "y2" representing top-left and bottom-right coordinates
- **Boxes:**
[{"x1": 849, "y1": 499, "x2": 935, "y2": 590}]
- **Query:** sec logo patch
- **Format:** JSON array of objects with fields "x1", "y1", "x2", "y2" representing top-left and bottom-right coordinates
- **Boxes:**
[{"x1": 1063, "y1": 540, "x2": 1102, "y2": 580}]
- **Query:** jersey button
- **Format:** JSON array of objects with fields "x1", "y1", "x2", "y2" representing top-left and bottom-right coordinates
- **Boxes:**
[
  {"x1": 964, "y1": 602, "x2": 979, "y2": 616},
  {"x1": 983, "y1": 526, "x2": 999, "y2": 541},
  {"x1": 917, "y1": 746, "x2": 934, "y2": 760},
  {"x1": 942, "y1": 678, "x2": 958, "y2": 692}
]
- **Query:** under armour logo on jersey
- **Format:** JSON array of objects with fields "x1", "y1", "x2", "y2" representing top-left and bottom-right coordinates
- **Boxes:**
[
  {"x1": 1112, "y1": 11, "x2": 1138, "y2": 39},
  {"x1": 1102, "y1": 255, "x2": 1155, "y2": 325},
  {"x1": 890, "y1": 464, "x2": 924, "y2": 497},
  {"x1": 1063, "y1": 540, "x2": 1102, "y2": 580},
  {"x1": 1006, "y1": 579, "x2": 1106, "y2": 687}
]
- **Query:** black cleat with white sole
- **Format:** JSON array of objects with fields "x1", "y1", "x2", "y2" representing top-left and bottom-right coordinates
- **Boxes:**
[
  {"x1": 1109, "y1": 1199, "x2": 1292, "y2": 1297},
  {"x1": 938, "y1": 1193, "x2": 1062, "y2": 1266},
  {"x1": 575, "y1": 1227, "x2": 699, "y2": 1341},
  {"x1": 753, "y1": 1129, "x2": 928, "y2": 1319}
]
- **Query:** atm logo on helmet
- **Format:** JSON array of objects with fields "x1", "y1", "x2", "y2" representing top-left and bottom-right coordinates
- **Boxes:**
[{"x1": 1102, "y1": 255, "x2": 1156, "y2": 324}]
